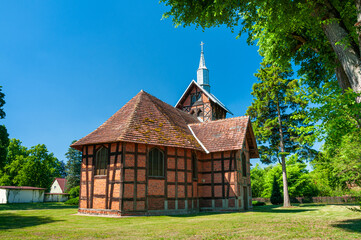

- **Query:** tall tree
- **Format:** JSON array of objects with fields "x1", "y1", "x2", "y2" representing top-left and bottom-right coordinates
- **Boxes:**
[
  {"x1": 0, "y1": 139, "x2": 65, "y2": 189},
  {"x1": 161, "y1": 0, "x2": 361, "y2": 100},
  {"x1": 0, "y1": 86, "x2": 9, "y2": 169},
  {"x1": 65, "y1": 140, "x2": 82, "y2": 191},
  {"x1": 247, "y1": 64, "x2": 315, "y2": 207}
]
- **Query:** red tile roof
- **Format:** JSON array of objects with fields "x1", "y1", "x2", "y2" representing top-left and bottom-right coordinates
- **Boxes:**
[
  {"x1": 72, "y1": 90, "x2": 202, "y2": 151},
  {"x1": 71, "y1": 91, "x2": 259, "y2": 157},
  {"x1": 189, "y1": 116, "x2": 259, "y2": 157},
  {"x1": 53, "y1": 178, "x2": 67, "y2": 192},
  {"x1": 0, "y1": 186, "x2": 45, "y2": 190}
]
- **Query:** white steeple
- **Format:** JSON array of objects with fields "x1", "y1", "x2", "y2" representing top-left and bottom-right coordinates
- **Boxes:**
[{"x1": 197, "y1": 41, "x2": 210, "y2": 92}]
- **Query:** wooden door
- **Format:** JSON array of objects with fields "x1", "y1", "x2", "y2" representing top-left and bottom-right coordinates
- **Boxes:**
[{"x1": 243, "y1": 186, "x2": 248, "y2": 210}]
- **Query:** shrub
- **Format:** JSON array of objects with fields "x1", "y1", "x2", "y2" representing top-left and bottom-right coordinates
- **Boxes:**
[
  {"x1": 68, "y1": 186, "x2": 79, "y2": 199},
  {"x1": 65, "y1": 197, "x2": 79, "y2": 205},
  {"x1": 270, "y1": 176, "x2": 283, "y2": 205},
  {"x1": 252, "y1": 201, "x2": 266, "y2": 206}
]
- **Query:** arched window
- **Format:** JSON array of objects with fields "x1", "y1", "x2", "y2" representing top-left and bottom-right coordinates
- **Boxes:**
[
  {"x1": 241, "y1": 152, "x2": 247, "y2": 177},
  {"x1": 95, "y1": 147, "x2": 108, "y2": 175},
  {"x1": 192, "y1": 153, "x2": 197, "y2": 179},
  {"x1": 149, "y1": 148, "x2": 164, "y2": 177}
]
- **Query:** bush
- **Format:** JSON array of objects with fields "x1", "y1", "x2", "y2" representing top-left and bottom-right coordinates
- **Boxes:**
[
  {"x1": 270, "y1": 176, "x2": 283, "y2": 205},
  {"x1": 252, "y1": 201, "x2": 266, "y2": 206},
  {"x1": 68, "y1": 186, "x2": 79, "y2": 199},
  {"x1": 65, "y1": 197, "x2": 79, "y2": 205}
]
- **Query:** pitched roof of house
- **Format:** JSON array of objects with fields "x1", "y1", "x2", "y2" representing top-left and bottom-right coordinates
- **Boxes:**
[
  {"x1": 53, "y1": 178, "x2": 67, "y2": 192},
  {"x1": 188, "y1": 116, "x2": 259, "y2": 157},
  {"x1": 71, "y1": 90, "x2": 203, "y2": 151},
  {"x1": 175, "y1": 80, "x2": 233, "y2": 114},
  {"x1": 72, "y1": 91, "x2": 258, "y2": 157}
]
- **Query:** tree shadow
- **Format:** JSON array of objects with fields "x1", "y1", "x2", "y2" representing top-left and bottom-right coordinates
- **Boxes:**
[
  {"x1": 331, "y1": 219, "x2": 361, "y2": 233},
  {"x1": 252, "y1": 204, "x2": 317, "y2": 213},
  {"x1": 0, "y1": 203, "x2": 77, "y2": 211},
  {"x1": 0, "y1": 212, "x2": 61, "y2": 230}
]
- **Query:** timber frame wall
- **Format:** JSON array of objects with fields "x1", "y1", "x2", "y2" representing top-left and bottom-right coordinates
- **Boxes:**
[
  {"x1": 78, "y1": 141, "x2": 252, "y2": 216},
  {"x1": 177, "y1": 85, "x2": 227, "y2": 122}
]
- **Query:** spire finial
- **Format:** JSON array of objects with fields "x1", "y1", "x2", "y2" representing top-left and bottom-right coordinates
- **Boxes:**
[{"x1": 200, "y1": 41, "x2": 204, "y2": 52}]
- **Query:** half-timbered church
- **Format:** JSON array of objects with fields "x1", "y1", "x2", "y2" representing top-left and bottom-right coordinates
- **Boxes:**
[{"x1": 72, "y1": 44, "x2": 259, "y2": 216}]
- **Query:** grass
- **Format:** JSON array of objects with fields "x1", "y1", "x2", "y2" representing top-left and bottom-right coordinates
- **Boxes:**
[{"x1": 1, "y1": 203, "x2": 361, "y2": 239}]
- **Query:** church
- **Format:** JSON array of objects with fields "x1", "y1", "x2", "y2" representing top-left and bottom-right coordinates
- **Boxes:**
[{"x1": 71, "y1": 44, "x2": 259, "y2": 216}]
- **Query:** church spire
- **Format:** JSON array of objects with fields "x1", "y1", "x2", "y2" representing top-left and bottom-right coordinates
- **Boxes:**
[{"x1": 197, "y1": 41, "x2": 210, "y2": 92}]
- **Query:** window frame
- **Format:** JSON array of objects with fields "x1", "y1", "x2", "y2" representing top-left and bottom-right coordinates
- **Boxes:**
[
  {"x1": 241, "y1": 151, "x2": 247, "y2": 177},
  {"x1": 95, "y1": 146, "x2": 109, "y2": 176},
  {"x1": 192, "y1": 152, "x2": 198, "y2": 180},
  {"x1": 148, "y1": 147, "x2": 165, "y2": 178}
]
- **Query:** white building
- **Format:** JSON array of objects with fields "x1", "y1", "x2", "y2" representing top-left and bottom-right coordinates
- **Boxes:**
[
  {"x1": 0, "y1": 186, "x2": 45, "y2": 204},
  {"x1": 50, "y1": 178, "x2": 67, "y2": 193}
]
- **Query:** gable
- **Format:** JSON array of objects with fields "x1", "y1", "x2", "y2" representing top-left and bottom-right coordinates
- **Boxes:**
[{"x1": 175, "y1": 80, "x2": 232, "y2": 114}]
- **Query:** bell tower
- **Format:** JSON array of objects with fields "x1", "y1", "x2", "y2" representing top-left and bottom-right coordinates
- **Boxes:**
[{"x1": 175, "y1": 42, "x2": 232, "y2": 122}]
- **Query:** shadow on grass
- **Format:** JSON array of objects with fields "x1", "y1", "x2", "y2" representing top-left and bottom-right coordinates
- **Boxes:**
[
  {"x1": 0, "y1": 202, "x2": 78, "y2": 211},
  {"x1": 252, "y1": 204, "x2": 317, "y2": 213},
  {"x1": 332, "y1": 219, "x2": 361, "y2": 233},
  {"x1": 0, "y1": 212, "x2": 61, "y2": 230}
]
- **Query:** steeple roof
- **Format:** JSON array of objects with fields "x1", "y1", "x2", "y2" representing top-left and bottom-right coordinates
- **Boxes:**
[{"x1": 71, "y1": 90, "x2": 202, "y2": 151}]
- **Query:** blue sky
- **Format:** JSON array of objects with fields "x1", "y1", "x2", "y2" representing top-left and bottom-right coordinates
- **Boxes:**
[{"x1": 1, "y1": 1, "x2": 265, "y2": 164}]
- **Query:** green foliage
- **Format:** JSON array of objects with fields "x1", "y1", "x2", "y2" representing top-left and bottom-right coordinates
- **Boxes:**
[
  {"x1": 68, "y1": 186, "x2": 80, "y2": 199},
  {"x1": 312, "y1": 130, "x2": 361, "y2": 193},
  {"x1": 251, "y1": 156, "x2": 319, "y2": 198},
  {"x1": 247, "y1": 63, "x2": 315, "y2": 164},
  {"x1": 270, "y1": 176, "x2": 283, "y2": 205},
  {"x1": 65, "y1": 140, "x2": 82, "y2": 191},
  {"x1": 0, "y1": 86, "x2": 9, "y2": 169},
  {"x1": 0, "y1": 86, "x2": 6, "y2": 119},
  {"x1": 0, "y1": 125, "x2": 9, "y2": 169},
  {"x1": 252, "y1": 201, "x2": 266, "y2": 206},
  {"x1": 0, "y1": 139, "x2": 65, "y2": 189},
  {"x1": 64, "y1": 197, "x2": 79, "y2": 205},
  {"x1": 160, "y1": 0, "x2": 359, "y2": 93}
]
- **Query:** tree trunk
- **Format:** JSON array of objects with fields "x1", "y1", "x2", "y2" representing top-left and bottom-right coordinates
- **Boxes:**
[
  {"x1": 335, "y1": 61, "x2": 352, "y2": 91},
  {"x1": 321, "y1": 4, "x2": 361, "y2": 102},
  {"x1": 276, "y1": 102, "x2": 291, "y2": 207}
]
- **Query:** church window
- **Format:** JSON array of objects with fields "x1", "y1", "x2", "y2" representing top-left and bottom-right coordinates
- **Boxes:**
[
  {"x1": 241, "y1": 152, "x2": 247, "y2": 177},
  {"x1": 192, "y1": 153, "x2": 197, "y2": 179},
  {"x1": 191, "y1": 92, "x2": 202, "y2": 105},
  {"x1": 95, "y1": 147, "x2": 108, "y2": 175},
  {"x1": 149, "y1": 148, "x2": 164, "y2": 177}
]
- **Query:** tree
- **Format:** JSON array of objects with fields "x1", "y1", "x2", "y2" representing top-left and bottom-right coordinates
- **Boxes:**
[
  {"x1": 247, "y1": 64, "x2": 315, "y2": 207},
  {"x1": 312, "y1": 130, "x2": 361, "y2": 194},
  {"x1": 250, "y1": 164, "x2": 268, "y2": 198},
  {"x1": 270, "y1": 176, "x2": 283, "y2": 205},
  {"x1": 161, "y1": 0, "x2": 361, "y2": 100},
  {"x1": 65, "y1": 140, "x2": 82, "y2": 191},
  {"x1": 0, "y1": 139, "x2": 65, "y2": 189},
  {"x1": 252, "y1": 156, "x2": 318, "y2": 199},
  {"x1": 0, "y1": 86, "x2": 9, "y2": 169}
]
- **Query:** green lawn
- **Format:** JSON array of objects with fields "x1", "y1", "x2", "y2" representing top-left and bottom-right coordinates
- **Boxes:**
[{"x1": 0, "y1": 203, "x2": 361, "y2": 239}]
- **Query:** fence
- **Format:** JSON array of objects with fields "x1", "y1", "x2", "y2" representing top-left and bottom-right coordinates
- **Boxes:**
[{"x1": 252, "y1": 196, "x2": 361, "y2": 204}]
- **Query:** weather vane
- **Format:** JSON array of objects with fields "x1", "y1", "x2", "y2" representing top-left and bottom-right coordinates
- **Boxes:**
[{"x1": 200, "y1": 41, "x2": 204, "y2": 52}]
